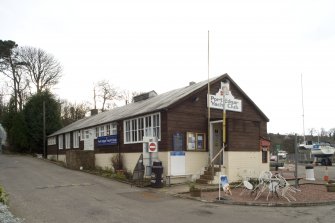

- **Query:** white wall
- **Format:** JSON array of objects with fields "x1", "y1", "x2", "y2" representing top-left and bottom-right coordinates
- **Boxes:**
[
  {"x1": 47, "y1": 154, "x2": 66, "y2": 163},
  {"x1": 95, "y1": 153, "x2": 114, "y2": 169},
  {"x1": 185, "y1": 152, "x2": 208, "y2": 177},
  {"x1": 226, "y1": 151, "x2": 269, "y2": 182}
]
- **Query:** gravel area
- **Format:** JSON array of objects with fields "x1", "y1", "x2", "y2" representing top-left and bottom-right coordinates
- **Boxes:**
[
  {"x1": 0, "y1": 203, "x2": 24, "y2": 223},
  {"x1": 196, "y1": 183, "x2": 335, "y2": 205}
]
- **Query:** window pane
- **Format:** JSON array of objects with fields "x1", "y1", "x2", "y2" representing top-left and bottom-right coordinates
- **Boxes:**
[
  {"x1": 106, "y1": 124, "x2": 111, "y2": 135},
  {"x1": 111, "y1": 123, "x2": 117, "y2": 135},
  {"x1": 95, "y1": 127, "x2": 99, "y2": 138}
]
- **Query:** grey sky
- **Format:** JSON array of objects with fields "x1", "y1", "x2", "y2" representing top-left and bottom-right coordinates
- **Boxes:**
[{"x1": 1, "y1": 0, "x2": 335, "y2": 135}]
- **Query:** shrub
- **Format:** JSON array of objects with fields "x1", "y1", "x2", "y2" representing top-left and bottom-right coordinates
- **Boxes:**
[
  {"x1": 111, "y1": 154, "x2": 124, "y2": 171},
  {"x1": 0, "y1": 185, "x2": 8, "y2": 205}
]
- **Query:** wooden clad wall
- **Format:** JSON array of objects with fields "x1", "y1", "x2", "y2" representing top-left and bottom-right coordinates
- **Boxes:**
[{"x1": 166, "y1": 77, "x2": 268, "y2": 152}]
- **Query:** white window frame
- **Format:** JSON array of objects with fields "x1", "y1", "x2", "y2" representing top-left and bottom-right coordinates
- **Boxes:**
[
  {"x1": 106, "y1": 124, "x2": 111, "y2": 135},
  {"x1": 124, "y1": 113, "x2": 161, "y2": 144},
  {"x1": 111, "y1": 123, "x2": 117, "y2": 135},
  {"x1": 99, "y1": 125, "x2": 105, "y2": 137},
  {"x1": 85, "y1": 129, "x2": 90, "y2": 139},
  {"x1": 65, "y1": 133, "x2": 71, "y2": 149},
  {"x1": 95, "y1": 127, "x2": 99, "y2": 138},
  {"x1": 73, "y1": 131, "x2": 79, "y2": 148},
  {"x1": 125, "y1": 120, "x2": 131, "y2": 142},
  {"x1": 47, "y1": 137, "x2": 56, "y2": 146},
  {"x1": 58, "y1": 135, "x2": 63, "y2": 150}
]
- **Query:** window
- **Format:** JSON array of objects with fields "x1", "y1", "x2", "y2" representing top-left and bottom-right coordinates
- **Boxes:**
[
  {"x1": 81, "y1": 130, "x2": 84, "y2": 141},
  {"x1": 262, "y1": 148, "x2": 268, "y2": 163},
  {"x1": 73, "y1": 131, "x2": 79, "y2": 148},
  {"x1": 95, "y1": 127, "x2": 99, "y2": 138},
  {"x1": 131, "y1": 119, "x2": 138, "y2": 142},
  {"x1": 145, "y1": 116, "x2": 152, "y2": 136},
  {"x1": 85, "y1": 129, "x2": 90, "y2": 139},
  {"x1": 110, "y1": 123, "x2": 117, "y2": 135},
  {"x1": 153, "y1": 114, "x2": 160, "y2": 138},
  {"x1": 138, "y1": 118, "x2": 144, "y2": 141},
  {"x1": 106, "y1": 123, "x2": 117, "y2": 135},
  {"x1": 124, "y1": 113, "x2": 161, "y2": 144},
  {"x1": 125, "y1": 120, "x2": 131, "y2": 142},
  {"x1": 58, "y1": 135, "x2": 63, "y2": 149},
  {"x1": 187, "y1": 132, "x2": 206, "y2": 151},
  {"x1": 47, "y1": 137, "x2": 56, "y2": 145},
  {"x1": 65, "y1": 133, "x2": 71, "y2": 149},
  {"x1": 186, "y1": 132, "x2": 196, "y2": 150},
  {"x1": 99, "y1": 126, "x2": 105, "y2": 137},
  {"x1": 106, "y1": 124, "x2": 111, "y2": 135}
]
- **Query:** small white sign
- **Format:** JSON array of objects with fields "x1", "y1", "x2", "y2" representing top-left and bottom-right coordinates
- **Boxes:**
[{"x1": 208, "y1": 82, "x2": 242, "y2": 112}]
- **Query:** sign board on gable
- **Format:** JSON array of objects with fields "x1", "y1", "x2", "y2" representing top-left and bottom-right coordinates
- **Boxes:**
[{"x1": 207, "y1": 81, "x2": 242, "y2": 112}]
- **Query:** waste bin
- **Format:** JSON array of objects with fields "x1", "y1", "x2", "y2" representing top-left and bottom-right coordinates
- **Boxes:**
[
  {"x1": 151, "y1": 161, "x2": 164, "y2": 188},
  {"x1": 305, "y1": 164, "x2": 315, "y2": 181}
]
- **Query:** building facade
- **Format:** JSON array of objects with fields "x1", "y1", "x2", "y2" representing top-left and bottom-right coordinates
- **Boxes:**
[{"x1": 47, "y1": 74, "x2": 270, "y2": 183}]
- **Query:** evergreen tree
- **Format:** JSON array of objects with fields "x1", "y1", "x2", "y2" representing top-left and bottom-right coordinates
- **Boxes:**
[{"x1": 24, "y1": 91, "x2": 62, "y2": 154}]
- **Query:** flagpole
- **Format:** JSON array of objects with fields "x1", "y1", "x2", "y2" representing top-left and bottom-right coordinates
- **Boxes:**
[
  {"x1": 207, "y1": 30, "x2": 211, "y2": 166},
  {"x1": 301, "y1": 73, "x2": 306, "y2": 143}
]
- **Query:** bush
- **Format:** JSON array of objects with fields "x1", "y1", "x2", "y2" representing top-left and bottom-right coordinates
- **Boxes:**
[
  {"x1": 0, "y1": 185, "x2": 8, "y2": 205},
  {"x1": 111, "y1": 154, "x2": 124, "y2": 171}
]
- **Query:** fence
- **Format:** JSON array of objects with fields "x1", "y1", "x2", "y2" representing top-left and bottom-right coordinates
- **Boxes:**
[{"x1": 286, "y1": 151, "x2": 335, "y2": 164}]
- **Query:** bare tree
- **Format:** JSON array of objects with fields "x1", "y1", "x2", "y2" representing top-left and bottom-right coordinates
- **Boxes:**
[
  {"x1": 96, "y1": 80, "x2": 121, "y2": 111},
  {"x1": 320, "y1": 128, "x2": 327, "y2": 137},
  {"x1": 308, "y1": 128, "x2": 316, "y2": 136},
  {"x1": 61, "y1": 100, "x2": 90, "y2": 126},
  {"x1": 19, "y1": 46, "x2": 62, "y2": 93},
  {"x1": 121, "y1": 89, "x2": 142, "y2": 104},
  {"x1": 329, "y1": 128, "x2": 335, "y2": 139}
]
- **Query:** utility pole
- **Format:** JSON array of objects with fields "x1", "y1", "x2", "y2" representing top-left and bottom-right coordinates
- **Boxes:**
[{"x1": 43, "y1": 101, "x2": 46, "y2": 158}]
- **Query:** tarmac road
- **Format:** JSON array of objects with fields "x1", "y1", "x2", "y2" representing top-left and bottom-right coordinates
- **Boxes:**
[{"x1": 1, "y1": 154, "x2": 335, "y2": 223}]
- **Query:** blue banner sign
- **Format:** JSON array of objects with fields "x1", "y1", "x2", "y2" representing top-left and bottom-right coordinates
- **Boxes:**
[
  {"x1": 97, "y1": 135, "x2": 118, "y2": 146},
  {"x1": 170, "y1": 151, "x2": 185, "y2": 156}
]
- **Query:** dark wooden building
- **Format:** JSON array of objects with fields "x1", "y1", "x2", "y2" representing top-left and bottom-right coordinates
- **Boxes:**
[{"x1": 47, "y1": 74, "x2": 270, "y2": 183}]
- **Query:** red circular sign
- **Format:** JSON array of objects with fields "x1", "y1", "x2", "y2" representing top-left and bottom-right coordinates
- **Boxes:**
[{"x1": 149, "y1": 142, "x2": 156, "y2": 152}]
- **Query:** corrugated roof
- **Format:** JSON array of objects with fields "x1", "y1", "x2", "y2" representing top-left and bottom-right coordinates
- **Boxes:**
[
  {"x1": 49, "y1": 74, "x2": 269, "y2": 137},
  {"x1": 49, "y1": 75, "x2": 222, "y2": 137}
]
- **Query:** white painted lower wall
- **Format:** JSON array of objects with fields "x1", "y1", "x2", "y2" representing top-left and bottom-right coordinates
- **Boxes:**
[
  {"x1": 95, "y1": 151, "x2": 208, "y2": 184},
  {"x1": 95, "y1": 152, "x2": 170, "y2": 176},
  {"x1": 47, "y1": 154, "x2": 66, "y2": 163},
  {"x1": 225, "y1": 151, "x2": 269, "y2": 182},
  {"x1": 48, "y1": 150, "x2": 269, "y2": 185},
  {"x1": 95, "y1": 153, "x2": 114, "y2": 170}
]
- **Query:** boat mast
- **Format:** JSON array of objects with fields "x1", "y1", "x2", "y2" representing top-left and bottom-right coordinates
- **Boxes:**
[{"x1": 301, "y1": 73, "x2": 306, "y2": 142}]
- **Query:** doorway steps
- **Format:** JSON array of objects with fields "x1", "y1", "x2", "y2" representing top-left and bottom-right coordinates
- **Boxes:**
[{"x1": 196, "y1": 166, "x2": 224, "y2": 185}]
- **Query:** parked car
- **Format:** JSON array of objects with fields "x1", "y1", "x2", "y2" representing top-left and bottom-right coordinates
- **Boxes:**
[
  {"x1": 270, "y1": 155, "x2": 277, "y2": 161},
  {"x1": 277, "y1": 150, "x2": 288, "y2": 159}
]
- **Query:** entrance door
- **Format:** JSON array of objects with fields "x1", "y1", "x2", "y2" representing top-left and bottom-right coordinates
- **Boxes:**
[
  {"x1": 84, "y1": 129, "x2": 94, "y2": 150},
  {"x1": 211, "y1": 122, "x2": 223, "y2": 165}
]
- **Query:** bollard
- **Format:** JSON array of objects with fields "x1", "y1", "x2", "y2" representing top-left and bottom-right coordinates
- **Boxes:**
[{"x1": 305, "y1": 164, "x2": 315, "y2": 181}]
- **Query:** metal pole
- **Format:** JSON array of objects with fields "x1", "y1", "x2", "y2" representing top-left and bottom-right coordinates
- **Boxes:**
[
  {"x1": 43, "y1": 101, "x2": 46, "y2": 158},
  {"x1": 301, "y1": 74, "x2": 306, "y2": 143},
  {"x1": 207, "y1": 30, "x2": 211, "y2": 167},
  {"x1": 222, "y1": 83, "x2": 226, "y2": 167},
  {"x1": 294, "y1": 134, "x2": 298, "y2": 188}
]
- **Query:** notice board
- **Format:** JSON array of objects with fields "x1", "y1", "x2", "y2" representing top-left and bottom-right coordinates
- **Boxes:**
[{"x1": 170, "y1": 151, "x2": 185, "y2": 176}]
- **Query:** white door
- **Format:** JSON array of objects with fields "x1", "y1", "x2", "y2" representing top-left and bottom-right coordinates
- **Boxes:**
[{"x1": 84, "y1": 129, "x2": 94, "y2": 150}]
